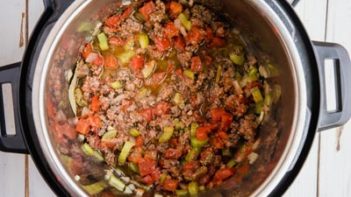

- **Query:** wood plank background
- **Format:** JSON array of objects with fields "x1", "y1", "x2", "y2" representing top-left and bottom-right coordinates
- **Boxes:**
[{"x1": 0, "y1": 0, "x2": 350, "y2": 196}]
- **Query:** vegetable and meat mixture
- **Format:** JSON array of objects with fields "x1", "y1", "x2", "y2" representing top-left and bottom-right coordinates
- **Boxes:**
[{"x1": 64, "y1": 0, "x2": 281, "y2": 196}]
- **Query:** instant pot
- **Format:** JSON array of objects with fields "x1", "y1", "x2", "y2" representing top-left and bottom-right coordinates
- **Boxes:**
[{"x1": 0, "y1": 0, "x2": 350, "y2": 196}]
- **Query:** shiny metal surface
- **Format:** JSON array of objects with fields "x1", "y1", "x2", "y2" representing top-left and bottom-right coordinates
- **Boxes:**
[{"x1": 32, "y1": 0, "x2": 308, "y2": 196}]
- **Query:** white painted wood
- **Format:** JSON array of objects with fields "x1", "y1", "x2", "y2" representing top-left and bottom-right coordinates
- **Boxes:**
[
  {"x1": 319, "y1": 0, "x2": 351, "y2": 196},
  {"x1": 0, "y1": 1, "x2": 26, "y2": 197},
  {"x1": 284, "y1": 0, "x2": 328, "y2": 196}
]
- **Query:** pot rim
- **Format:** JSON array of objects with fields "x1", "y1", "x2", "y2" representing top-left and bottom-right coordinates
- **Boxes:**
[{"x1": 30, "y1": 0, "x2": 309, "y2": 196}]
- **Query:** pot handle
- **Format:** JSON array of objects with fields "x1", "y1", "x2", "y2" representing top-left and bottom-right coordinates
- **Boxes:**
[
  {"x1": 313, "y1": 41, "x2": 351, "y2": 130},
  {"x1": 0, "y1": 62, "x2": 28, "y2": 153}
]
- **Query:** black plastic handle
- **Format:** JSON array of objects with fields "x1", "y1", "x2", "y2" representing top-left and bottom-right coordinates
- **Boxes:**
[
  {"x1": 313, "y1": 41, "x2": 351, "y2": 130},
  {"x1": 0, "y1": 62, "x2": 28, "y2": 153}
]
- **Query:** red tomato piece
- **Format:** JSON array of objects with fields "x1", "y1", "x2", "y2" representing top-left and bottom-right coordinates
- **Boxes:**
[
  {"x1": 138, "y1": 157, "x2": 157, "y2": 177},
  {"x1": 187, "y1": 26, "x2": 203, "y2": 45},
  {"x1": 205, "y1": 27, "x2": 214, "y2": 41},
  {"x1": 169, "y1": 1, "x2": 183, "y2": 17},
  {"x1": 82, "y1": 43, "x2": 93, "y2": 60},
  {"x1": 130, "y1": 55, "x2": 145, "y2": 72},
  {"x1": 128, "y1": 147, "x2": 143, "y2": 163},
  {"x1": 105, "y1": 6, "x2": 133, "y2": 28},
  {"x1": 109, "y1": 36, "x2": 126, "y2": 46},
  {"x1": 139, "y1": 108, "x2": 154, "y2": 122},
  {"x1": 104, "y1": 54, "x2": 118, "y2": 69},
  {"x1": 191, "y1": 56, "x2": 202, "y2": 72},
  {"x1": 135, "y1": 136, "x2": 144, "y2": 147},
  {"x1": 174, "y1": 36, "x2": 185, "y2": 51},
  {"x1": 75, "y1": 118, "x2": 90, "y2": 134},
  {"x1": 163, "y1": 179, "x2": 179, "y2": 191},
  {"x1": 90, "y1": 96, "x2": 101, "y2": 112},
  {"x1": 153, "y1": 101, "x2": 171, "y2": 116},
  {"x1": 139, "y1": 1, "x2": 156, "y2": 21},
  {"x1": 210, "y1": 37, "x2": 226, "y2": 48},
  {"x1": 164, "y1": 148, "x2": 182, "y2": 159},
  {"x1": 142, "y1": 175, "x2": 154, "y2": 185},
  {"x1": 213, "y1": 168, "x2": 235, "y2": 183},
  {"x1": 164, "y1": 22, "x2": 179, "y2": 38},
  {"x1": 155, "y1": 36, "x2": 171, "y2": 52},
  {"x1": 196, "y1": 128, "x2": 209, "y2": 141}
]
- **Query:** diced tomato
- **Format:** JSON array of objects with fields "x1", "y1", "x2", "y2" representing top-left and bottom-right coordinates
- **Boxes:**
[
  {"x1": 139, "y1": 108, "x2": 154, "y2": 122},
  {"x1": 139, "y1": 1, "x2": 156, "y2": 21},
  {"x1": 142, "y1": 175, "x2": 154, "y2": 185},
  {"x1": 210, "y1": 108, "x2": 233, "y2": 130},
  {"x1": 169, "y1": 1, "x2": 183, "y2": 17},
  {"x1": 218, "y1": 131, "x2": 229, "y2": 140},
  {"x1": 101, "y1": 138, "x2": 118, "y2": 149},
  {"x1": 128, "y1": 147, "x2": 143, "y2": 163},
  {"x1": 82, "y1": 43, "x2": 93, "y2": 60},
  {"x1": 205, "y1": 27, "x2": 214, "y2": 41},
  {"x1": 149, "y1": 72, "x2": 167, "y2": 86},
  {"x1": 155, "y1": 36, "x2": 171, "y2": 52},
  {"x1": 204, "y1": 55, "x2": 213, "y2": 66},
  {"x1": 104, "y1": 54, "x2": 118, "y2": 69},
  {"x1": 130, "y1": 55, "x2": 145, "y2": 72},
  {"x1": 210, "y1": 108, "x2": 227, "y2": 121},
  {"x1": 93, "y1": 54, "x2": 104, "y2": 66},
  {"x1": 187, "y1": 26, "x2": 203, "y2": 45},
  {"x1": 153, "y1": 101, "x2": 170, "y2": 116},
  {"x1": 175, "y1": 68, "x2": 183, "y2": 78},
  {"x1": 220, "y1": 113, "x2": 232, "y2": 130},
  {"x1": 191, "y1": 56, "x2": 202, "y2": 72},
  {"x1": 163, "y1": 179, "x2": 179, "y2": 191},
  {"x1": 88, "y1": 114, "x2": 101, "y2": 129},
  {"x1": 211, "y1": 137, "x2": 224, "y2": 149},
  {"x1": 164, "y1": 148, "x2": 182, "y2": 159},
  {"x1": 210, "y1": 37, "x2": 226, "y2": 48},
  {"x1": 183, "y1": 161, "x2": 199, "y2": 171},
  {"x1": 75, "y1": 118, "x2": 90, "y2": 134},
  {"x1": 174, "y1": 36, "x2": 185, "y2": 51},
  {"x1": 196, "y1": 128, "x2": 209, "y2": 141},
  {"x1": 90, "y1": 96, "x2": 101, "y2": 112},
  {"x1": 164, "y1": 22, "x2": 179, "y2": 38},
  {"x1": 213, "y1": 168, "x2": 234, "y2": 184},
  {"x1": 138, "y1": 157, "x2": 157, "y2": 177},
  {"x1": 105, "y1": 6, "x2": 133, "y2": 28},
  {"x1": 109, "y1": 36, "x2": 126, "y2": 46},
  {"x1": 135, "y1": 136, "x2": 144, "y2": 147}
]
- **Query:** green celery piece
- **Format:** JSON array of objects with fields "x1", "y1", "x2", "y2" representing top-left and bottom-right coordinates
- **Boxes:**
[
  {"x1": 159, "y1": 127, "x2": 174, "y2": 143},
  {"x1": 97, "y1": 32, "x2": 109, "y2": 51},
  {"x1": 118, "y1": 141, "x2": 135, "y2": 165}
]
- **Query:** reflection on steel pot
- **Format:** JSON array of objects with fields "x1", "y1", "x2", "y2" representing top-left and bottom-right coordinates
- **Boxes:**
[{"x1": 0, "y1": 0, "x2": 350, "y2": 196}]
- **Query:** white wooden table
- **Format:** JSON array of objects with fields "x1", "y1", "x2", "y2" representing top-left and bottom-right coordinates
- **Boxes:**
[{"x1": 0, "y1": 1, "x2": 351, "y2": 196}]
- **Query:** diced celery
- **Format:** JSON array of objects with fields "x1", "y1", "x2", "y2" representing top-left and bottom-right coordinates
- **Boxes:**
[
  {"x1": 173, "y1": 119, "x2": 185, "y2": 129},
  {"x1": 118, "y1": 141, "x2": 135, "y2": 165},
  {"x1": 264, "y1": 93, "x2": 272, "y2": 107},
  {"x1": 97, "y1": 32, "x2": 109, "y2": 51},
  {"x1": 173, "y1": 92, "x2": 184, "y2": 106},
  {"x1": 267, "y1": 63, "x2": 279, "y2": 77},
  {"x1": 128, "y1": 162, "x2": 139, "y2": 173},
  {"x1": 190, "y1": 123, "x2": 199, "y2": 137},
  {"x1": 255, "y1": 101, "x2": 264, "y2": 114},
  {"x1": 124, "y1": 39, "x2": 135, "y2": 51},
  {"x1": 185, "y1": 148, "x2": 200, "y2": 162},
  {"x1": 110, "y1": 81, "x2": 123, "y2": 90},
  {"x1": 159, "y1": 173, "x2": 168, "y2": 184},
  {"x1": 222, "y1": 148, "x2": 231, "y2": 156},
  {"x1": 138, "y1": 33, "x2": 149, "y2": 49},
  {"x1": 138, "y1": 87, "x2": 151, "y2": 98},
  {"x1": 190, "y1": 122, "x2": 199, "y2": 137},
  {"x1": 77, "y1": 22, "x2": 93, "y2": 33},
  {"x1": 178, "y1": 13, "x2": 192, "y2": 31},
  {"x1": 82, "y1": 143, "x2": 95, "y2": 156},
  {"x1": 229, "y1": 53, "x2": 245, "y2": 65},
  {"x1": 102, "y1": 129, "x2": 117, "y2": 140},
  {"x1": 191, "y1": 137, "x2": 208, "y2": 148},
  {"x1": 83, "y1": 181, "x2": 107, "y2": 195},
  {"x1": 184, "y1": 69, "x2": 195, "y2": 80},
  {"x1": 226, "y1": 159, "x2": 237, "y2": 168},
  {"x1": 176, "y1": 190, "x2": 188, "y2": 196},
  {"x1": 129, "y1": 128, "x2": 141, "y2": 137},
  {"x1": 108, "y1": 174, "x2": 126, "y2": 191},
  {"x1": 75, "y1": 88, "x2": 87, "y2": 107},
  {"x1": 251, "y1": 87, "x2": 263, "y2": 103},
  {"x1": 215, "y1": 65, "x2": 222, "y2": 83},
  {"x1": 188, "y1": 181, "x2": 199, "y2": 196},
  {"x1": 117, "y1": 50, "x2": 135, "y2": 65},
  {"x1": 142, "y1": 60, "x2": 157, "y2": 78},
  {"x1": 159, "y1": 127, "x2": 174, "y2": 143}
]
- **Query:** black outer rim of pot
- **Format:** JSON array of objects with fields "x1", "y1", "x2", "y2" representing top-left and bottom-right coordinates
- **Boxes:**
[{"x1": 18, "y1": 1, "x2": 320, "y2": 196}]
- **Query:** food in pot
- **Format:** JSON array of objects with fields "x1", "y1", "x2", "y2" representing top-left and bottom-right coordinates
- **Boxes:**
[{"x1": 49, "y1": 0, "x2": 281, "y2": 196}]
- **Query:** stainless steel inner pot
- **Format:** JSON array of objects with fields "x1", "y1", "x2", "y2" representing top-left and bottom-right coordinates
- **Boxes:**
[{"x1": 31, "y1": 0, "x2": 308, "y2": 196}]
